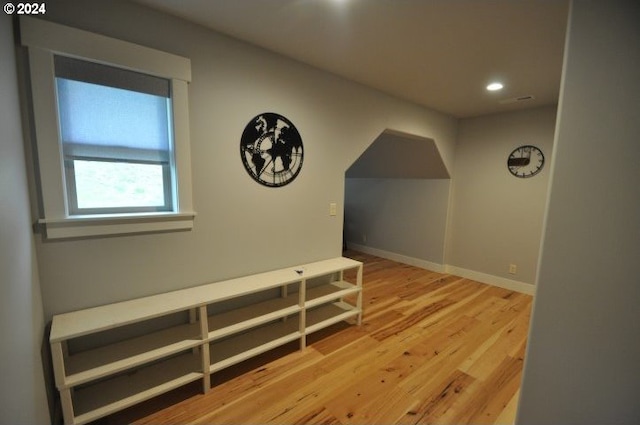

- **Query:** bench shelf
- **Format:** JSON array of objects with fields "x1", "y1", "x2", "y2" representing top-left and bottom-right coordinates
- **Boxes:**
[
  {"x1": 50, "y1": 257, "x2": 362, "y2": 425},
  {"x1": 73, "y1": 350, "x2": 202, "y2": 425}
]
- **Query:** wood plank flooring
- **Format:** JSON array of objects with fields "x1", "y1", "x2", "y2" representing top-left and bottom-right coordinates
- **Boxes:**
[{"x1": 100, "y1": 251, "x2": 532, "y2": 425}]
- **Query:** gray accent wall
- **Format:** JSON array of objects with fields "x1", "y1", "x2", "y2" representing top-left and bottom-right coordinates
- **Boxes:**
[
  {"x1": 0, "y1": 14, "x2": 50, "y2": 424},
  {"x1": 345, "y1": 178, "x2": 450, "y2": 264},
  {"x1": 517, "y1": 1, "x2": 640, "y2": 423}
]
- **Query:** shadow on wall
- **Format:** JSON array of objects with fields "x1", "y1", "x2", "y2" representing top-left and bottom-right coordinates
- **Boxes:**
[
  {"x1": 343, "y1": 129, "x2": 450, "y2": 264},
  {"x1": 345, "y1": 129, "x2": 449, "y2": 179}
]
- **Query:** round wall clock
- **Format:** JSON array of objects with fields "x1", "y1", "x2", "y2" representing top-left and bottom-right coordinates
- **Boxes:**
[
  {"x1": 507, "y1": 145, "x2": 544, "y2": 178},
  {"x1": 240, "y1": 112, "x2": 304, "y2": 187}
]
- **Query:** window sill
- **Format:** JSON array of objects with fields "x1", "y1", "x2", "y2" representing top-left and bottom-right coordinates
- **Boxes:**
[{"x1": 37, "y1": 212, "x2": 196, "y2": 240}]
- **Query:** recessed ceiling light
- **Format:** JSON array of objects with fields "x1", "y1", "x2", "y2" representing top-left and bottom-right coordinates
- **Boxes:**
[{"x1": 486, "y1": 82, "x2": 504, "y2": 91}]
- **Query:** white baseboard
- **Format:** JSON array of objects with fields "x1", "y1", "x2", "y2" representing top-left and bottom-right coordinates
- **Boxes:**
[
  {"x1": 347, "y1": 243, "x2": 446, "y2": 273},
  {"x1": 347, "y1": 243, "x2": 535, "y2": 295},
  {"x1": 444, "y1": 265, "x2": 536, "y2": 295}
]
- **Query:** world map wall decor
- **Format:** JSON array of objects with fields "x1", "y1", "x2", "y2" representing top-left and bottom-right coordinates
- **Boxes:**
[{"x1": 240, "y1": 112, "x2": 304, "y2": 187}]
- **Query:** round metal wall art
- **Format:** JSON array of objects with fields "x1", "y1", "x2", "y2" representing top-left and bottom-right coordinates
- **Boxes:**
[{"x1": 240, "y1": 112, "x2": 304, "y2": 187}]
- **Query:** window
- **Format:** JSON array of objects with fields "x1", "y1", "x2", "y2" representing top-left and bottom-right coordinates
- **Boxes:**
[
  {"x1": 55, "y1": 56, "x2": 175, "y2": 215},
  {"x1": 21, "y1": 17, "x2": 195, "y2": 239}
]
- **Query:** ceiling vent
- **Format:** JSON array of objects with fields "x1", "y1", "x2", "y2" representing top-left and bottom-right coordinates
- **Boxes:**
[{"x1": 499, "y1": 95, "x2": 536, "y2": 104}]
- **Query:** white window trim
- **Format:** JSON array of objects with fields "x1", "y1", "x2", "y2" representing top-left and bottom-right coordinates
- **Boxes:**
[{"x1": 20, "y1": 17, "x2": 195, "y2": 239}]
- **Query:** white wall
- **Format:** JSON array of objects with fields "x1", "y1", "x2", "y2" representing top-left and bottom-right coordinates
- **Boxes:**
[
  {"x1": 517, "y1": 1, "x2": 640, "y2": 423},
  {"x1": 345, "y1": 106, "x2": 555, "y2": 287},
  {"x1": 30, "y1": 0, "x2": 457, "y2": 319},
  {"x1": 448, "y1": 106, "x2": 557, "y2": 285},
  {"x1": 345, "y1": 178, "x2": 450, "y2": 266},
  {"x1": 0, "y1": 15, "x2": 50, "y2": 425}
]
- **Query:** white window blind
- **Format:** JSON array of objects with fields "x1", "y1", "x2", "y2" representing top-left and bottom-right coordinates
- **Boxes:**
[
  {"x1": 21, "y1": 16, "x2": 195, "y2": 239},
  {"x1": 54, "y1": 56, "x2": 175, "y2": 214}
]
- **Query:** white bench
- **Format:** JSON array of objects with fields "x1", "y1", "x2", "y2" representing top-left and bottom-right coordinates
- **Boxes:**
[{"x1": 49, "y1": 257, "x2": 363, "y2": 425}]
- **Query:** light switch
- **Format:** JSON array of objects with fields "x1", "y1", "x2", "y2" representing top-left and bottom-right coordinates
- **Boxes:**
[{"x1": 329, "y1": 202, "x2": 337, "y2": 216}]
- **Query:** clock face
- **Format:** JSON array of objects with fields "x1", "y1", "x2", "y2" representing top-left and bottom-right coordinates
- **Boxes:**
[
  {"x1": 240, "y1": 112, "x2": 304, "y2": 187},
  {"x1": 507, "y1": 145, "x2": 544, "y2": 178}
]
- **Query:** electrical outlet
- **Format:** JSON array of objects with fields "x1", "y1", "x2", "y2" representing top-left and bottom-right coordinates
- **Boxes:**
[
  {"x1": 509, "y1": 264, "x2": 517, "y2": 275},
  {"x1": 329, "y1": 202, "x2": 337, "y2": 216}
]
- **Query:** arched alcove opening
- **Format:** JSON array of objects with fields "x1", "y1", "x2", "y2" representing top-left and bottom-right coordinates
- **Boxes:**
[{"x1": 344, "y1": 129, "x2": 451, "y2": 269}]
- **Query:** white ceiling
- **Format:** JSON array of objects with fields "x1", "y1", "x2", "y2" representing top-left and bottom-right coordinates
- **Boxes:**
[{"x1": 135, "y1": 0, "x2": 569, "y2": 118}]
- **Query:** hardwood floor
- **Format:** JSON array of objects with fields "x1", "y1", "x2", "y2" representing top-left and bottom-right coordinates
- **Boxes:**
[{"x1": 101, "y1": 251, "x2": 532, "y2": 425}]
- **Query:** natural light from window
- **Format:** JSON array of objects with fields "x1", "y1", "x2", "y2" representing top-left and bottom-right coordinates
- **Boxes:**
[
  {"x1": 73, "y1": 160, "x2": 166, "y2": 209},
  {"x1": 22, "y1": 17, "x2": 194, "y2": 238},
  {"x1": 55, "y1": 61, "x2": 174, "y2": 214}
]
